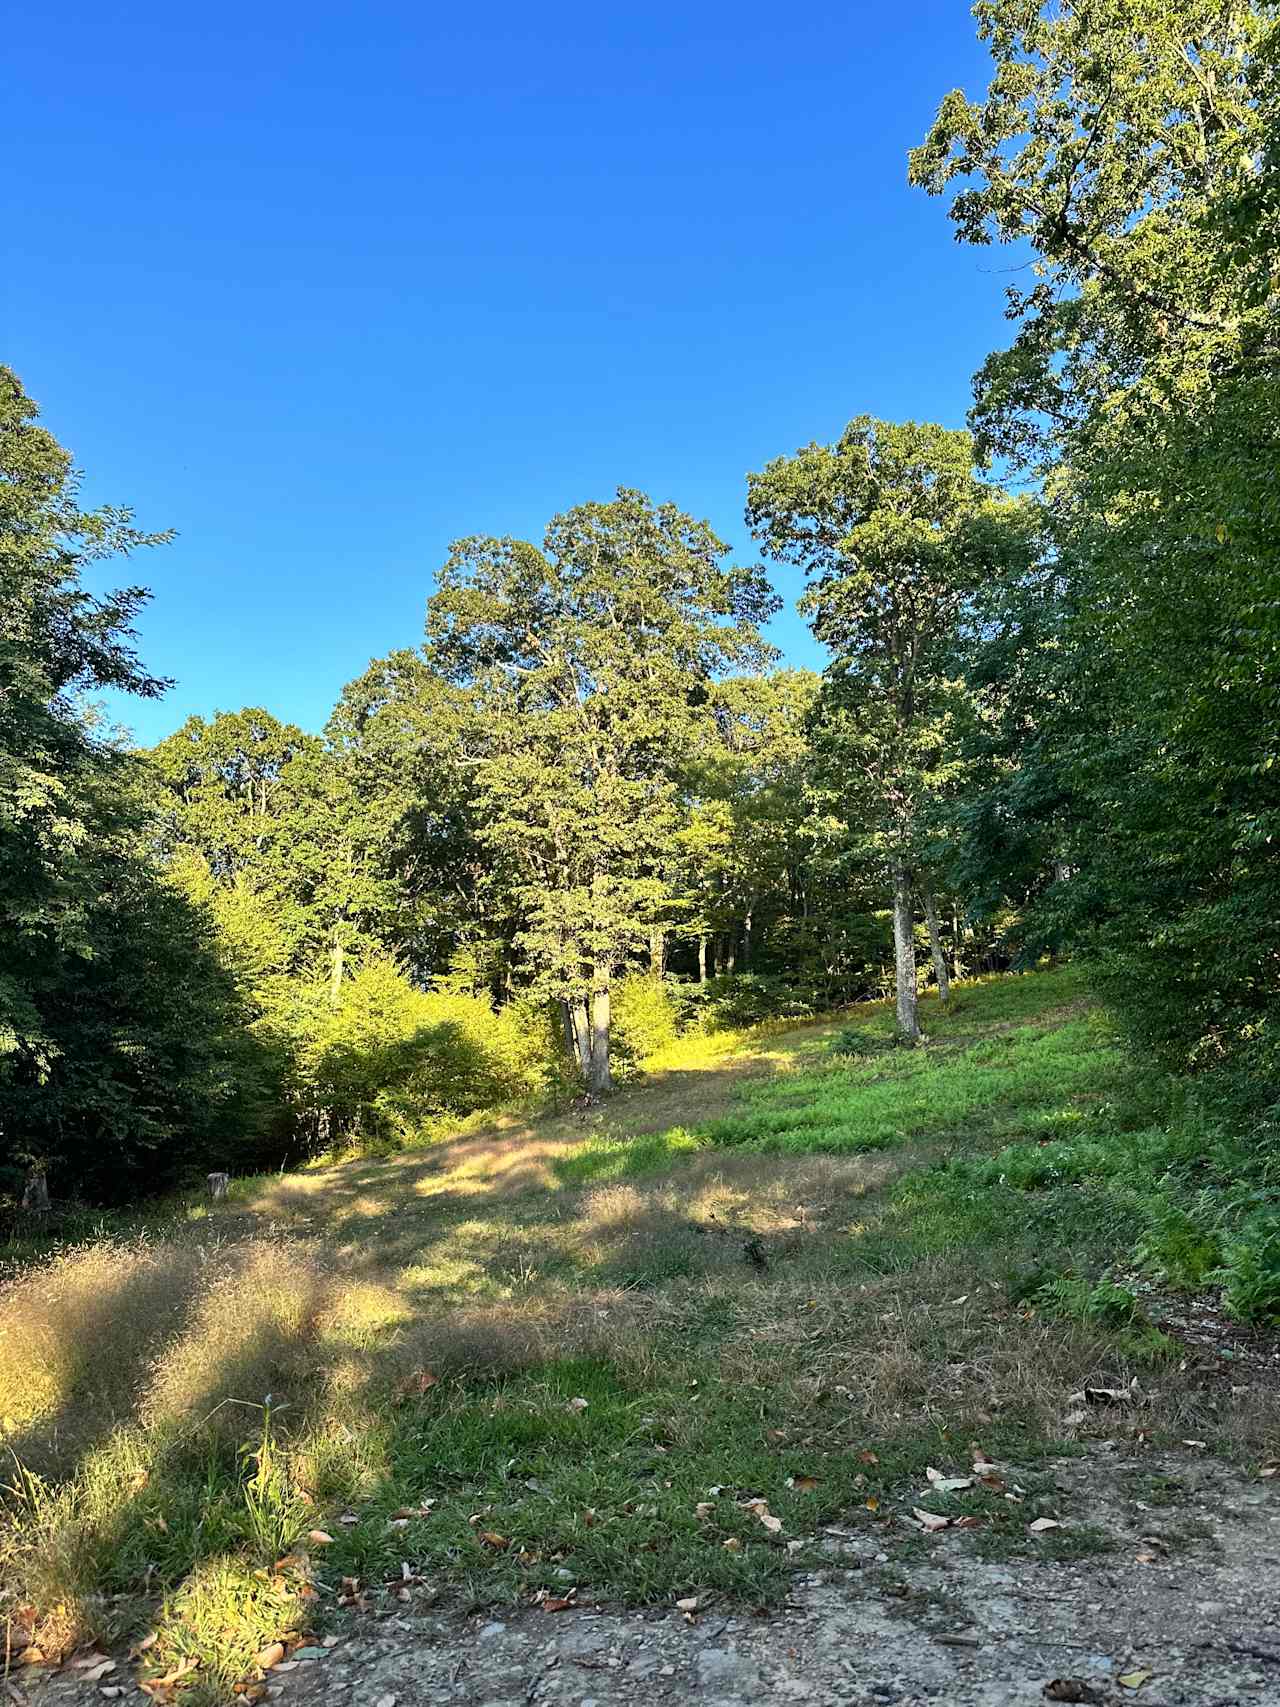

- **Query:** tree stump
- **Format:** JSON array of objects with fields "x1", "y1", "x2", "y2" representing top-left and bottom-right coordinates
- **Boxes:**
[
  {"x1": 21, "y1": 1168, "x2": 50, "y2": 1213},
  {"x1": 207, "y1": 1171, "x2": 230, "y2": 1200}
]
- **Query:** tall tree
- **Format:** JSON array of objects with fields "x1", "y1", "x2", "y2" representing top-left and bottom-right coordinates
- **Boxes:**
[
  {"x1": 0, "y1": 367, "x2": 271, "y2": 1202},
  {"x1": 912, "y1": 0, "x2": 1280, "y2": 1083},
  {"x1": 425, "y1": 489, "x2": 779, "y2": 1091},
  {"x1": 747, "y1": 417, "x2": 1035, "y2": 1039}
]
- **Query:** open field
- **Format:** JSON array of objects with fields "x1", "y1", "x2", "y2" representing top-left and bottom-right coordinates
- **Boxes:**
[{"x1": 2, "y1": 969, "x2": 1277, "y2": 1703}]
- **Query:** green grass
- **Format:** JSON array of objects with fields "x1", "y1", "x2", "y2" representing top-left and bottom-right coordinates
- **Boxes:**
[{"x1": 1, "y1": 966, "x2": 1276, "y2": 1701}]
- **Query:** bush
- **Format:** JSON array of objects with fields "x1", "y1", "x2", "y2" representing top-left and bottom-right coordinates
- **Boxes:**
[
  {"x1": 680, "y1": 973, "x2": 816, "y2": 1032},
  {"x1": 1213, "y1": 1210, "x2": 1280, "y2": 1324},
  {"x1": 610, "y1": 976, "x2": 679, "y2": 1069},
  {"x1": 267, "y1": 958, "x2": 555, "y2": 1149}
]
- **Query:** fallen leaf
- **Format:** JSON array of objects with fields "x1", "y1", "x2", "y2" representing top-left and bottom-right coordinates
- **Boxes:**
[
  {"x1": 542, "y1": 1596, "x2": 575, "y2": 1613},
  {"x1": 81, "y1": 1663, "x2": 116, "y2": 1683},
  {"x1": 742, "y1": 1498, "x2": 782, "y2": 1533},
  {"x1": 1259, "y1": 1460, "x2": 1279, "y2": 1479},
  {"x1": 307, "y1": 1529, "x2": 334, "y2": 1546},
  {"x1": 722, "y1": 1536, "x2": 743, "y2": 1551},
  {"x1": 786, "y1": 1475, "x2": 820, "y2": 1492},
  {"x1": 1043, "y1": 1682, "x2": 1106, "y2": 1704},
  {"x1": 477, "y1": 1530, "x2": 509, "y2": 1550},
  {"x1": 1082, "y1": 1386, "x2": 1136, "y2": 1407},
  {"x1": 858, "y1": 1449, "x2": 879, "y2": 1465},
  {"x1": 150, "y1": 1658, "x2": 199, "y2": 1689},
  {"x1": 865, "y1": 1496, "x2": 879, "y2": 1512},
  {"x1": 912, "y1": 1508, "x2": 952, "y2": 1533},
  {"x1": 674, "y1": 1596, "x2": 700, "y2": 1612},
  {"x1": 694, "y1": 1502, "x2": 714, "y2": 1520},
  {"x1": 565, "y1": 1397, "x2": 589, "y2": 1414},
  {"x1": 254, "y1": 1643, "x2": 286, "y2": 1672},
  {"x1": 1181, "y1": 1439, "x2": 1206, "y2": 1449},
  {"x1": 1029, "y1": 1517, "x2": 1062, "y2": 1534},
  {"x1": 925, "y1": 1468, "x2": 975, "y2": 1493},
  {"x1": 1117, "y1": 1670, "x2": 1152, "y2": 1690},
  {"x1": 394, "y1": 1369, "x2": 438, "y2": 1400}
]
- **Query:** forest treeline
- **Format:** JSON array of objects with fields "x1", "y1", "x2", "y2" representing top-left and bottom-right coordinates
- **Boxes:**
[{"x1": 3, "y1": 0, "x2": 1278, "y2": 1206}]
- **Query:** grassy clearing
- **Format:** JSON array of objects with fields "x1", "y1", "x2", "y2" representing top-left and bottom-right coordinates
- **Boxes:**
[{"x1": 1, "y1": 968, "x2": 1276, "y2": 1702}]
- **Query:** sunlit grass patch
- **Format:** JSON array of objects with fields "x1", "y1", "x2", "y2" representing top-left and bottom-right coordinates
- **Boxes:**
[{"x1": 701, "y1": 1012, "x2": 1122, "y2": 1156}]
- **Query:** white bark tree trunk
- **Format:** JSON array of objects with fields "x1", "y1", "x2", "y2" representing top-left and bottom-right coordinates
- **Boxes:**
[
  {"x1": 892, "y1": 860, "x2": 921, "y2": 1043},
  {"x1": 569, "y1": 998, "x2": 592, "y2": 1078},
  {"x1": 587, "y1": 977, "x2": 612, "y2": 1094},
  {"x1": 923, "y1": 890, "x2": 950, "y2": 1003}
]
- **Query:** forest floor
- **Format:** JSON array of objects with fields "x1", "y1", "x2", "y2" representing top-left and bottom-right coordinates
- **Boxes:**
[{"x1": 3, "y1": 969, "x2": 1278, "y2": 1707}]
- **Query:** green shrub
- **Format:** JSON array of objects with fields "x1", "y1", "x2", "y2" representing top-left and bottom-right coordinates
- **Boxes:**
[
  {"x1": 831, "y1": 1026, "x2": 886, "y2": 1057},
  {"x1": 682, "y1": 973, "x2": 816, "y2": 1032},
  {"x1": 267, "y1": 958, "x2": 554, "y2": 1148},
  {"x1": 1212, "y1": 1210, "x2": 1280, "y2": 1323},
  {"x1": 610, "y1": 975, "x2": 679, "y2": 1069}
]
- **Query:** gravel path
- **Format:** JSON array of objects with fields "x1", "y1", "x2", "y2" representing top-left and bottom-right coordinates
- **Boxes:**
[{"x1": 19, "y1": 1447, "x2": 1280, "y2": 1707}]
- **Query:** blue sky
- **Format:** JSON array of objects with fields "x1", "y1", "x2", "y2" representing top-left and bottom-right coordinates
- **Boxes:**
[{"x1": 7, "y1": 1, "x2": 1009, "y2": 745}]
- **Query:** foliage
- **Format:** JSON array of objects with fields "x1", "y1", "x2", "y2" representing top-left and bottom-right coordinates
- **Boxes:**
[
  {"x1": 420, "y1": 489, "x2": 780, "y2": 1092},
  {"x1": 912, "y1": 0, "x2": 1280, "y2": 1093},
  {"x1": 747, "y1": 416, "x2": 1037, "y2": 1037},
  {"x1": 0, "y1": 369, "x2": 276, "y2": 1204},
  {"x1": 607, "y1": 974, "x2": 679, "y2": 1070},
  {"x1": 268, "y1": 958, "x2": 552, "y2": 1149}
]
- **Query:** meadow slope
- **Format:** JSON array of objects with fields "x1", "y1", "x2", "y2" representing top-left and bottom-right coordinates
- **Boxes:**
[{"x1": 2, "y1": 969, "x2": 1277, "y2": 1703}]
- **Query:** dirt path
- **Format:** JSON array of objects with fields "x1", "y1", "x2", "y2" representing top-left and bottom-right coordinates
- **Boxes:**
[{"x1": 22, "y1": 1447, "x2": 1279, "y2": 1707}]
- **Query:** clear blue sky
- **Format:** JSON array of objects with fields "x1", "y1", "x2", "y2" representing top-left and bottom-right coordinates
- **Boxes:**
[{"x1": 7, "y1": 1, "x2": 1009, "y2": 745}]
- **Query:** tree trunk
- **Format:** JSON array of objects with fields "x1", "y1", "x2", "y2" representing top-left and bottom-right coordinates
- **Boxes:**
[
  {"x1": 329, "y1": 933, "x2": 345, "y2": 1008},
  {"x1": 22, "y1": 1166, "x2": 50, "y2": 1213},
  {"x1": 923, "y1": 890, "x2": 950, "y2": 1003},
  {"x1": 723, "y1": 933, "x2": 736, "y2": 976},
  {"x1": 698, "y1": 934, "x2": 708, "y2": 985},
  {"x1": 892, "y1": 860, "x2": 921, "y2": 1043},
  {"x1": 569, "y1": 998, "x2": 592, "y2": 1077},
  {"x1": 649, "y1": 927, "x2": 666, "y2": 979},
  {"x1": 742, "y1": 909, "x2": 753, "y2": 969},
  {"x1": 560, "y1": 999, "x2": 580, "y2": 1065},
  {"x1": 587, "y1": 977, "x2": 612, "y2": 1094}
]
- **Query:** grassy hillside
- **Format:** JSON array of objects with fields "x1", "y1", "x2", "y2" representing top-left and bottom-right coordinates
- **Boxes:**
[{"x1": 1, "y1": 969, "x2": 1275, "y2": 1702}]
